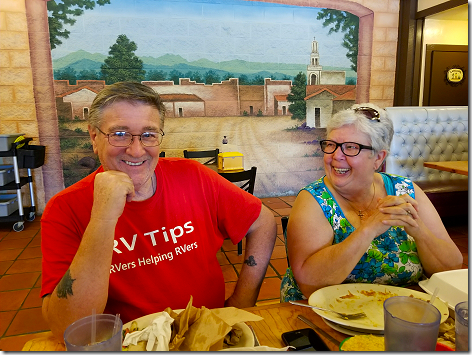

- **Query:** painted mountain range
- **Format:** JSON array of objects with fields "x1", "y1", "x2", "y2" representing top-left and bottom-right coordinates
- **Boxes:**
[{"x1": 53, "y1": 50, "x2": 356, "y2": 81}]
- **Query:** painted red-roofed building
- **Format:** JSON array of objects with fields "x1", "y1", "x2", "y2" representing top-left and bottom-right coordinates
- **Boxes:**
[
  {"x1": 305, "y1": 85, "x2": 356, "y2": 128},
  {"x1": 274, "y1": 94, "x2": 290, "y2": 115},
  {"x1": 57, "y1": 86, "x2": 100, "y2": 120},
  {"x1": 159, "y1": 93, "x2": 205, "y2": 117}
]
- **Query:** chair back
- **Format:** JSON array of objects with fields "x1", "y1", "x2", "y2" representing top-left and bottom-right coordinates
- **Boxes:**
[
  {"x1": 281, "y1": 216, "x2": 290, "y2": 267},
  {"x1": 219, "y1": 166, "x2": 257, "y2": 194},
  {"x1": 183, "y1": 149, "x2": 219, "y2": 165},
  {"x1": 219, "y1": 166, "x2": 257, "y2": 256}
]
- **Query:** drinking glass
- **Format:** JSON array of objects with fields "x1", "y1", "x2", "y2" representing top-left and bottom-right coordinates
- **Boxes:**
[
  {"x1": 383, "y1": 296, "x2": 440, "y2": 351},
  {"x1": 455, "y1": 301, "x2": 468, "y2": 351},
  {"x1": 64, "y1": 313, "x2": 122, "y2": 351}
]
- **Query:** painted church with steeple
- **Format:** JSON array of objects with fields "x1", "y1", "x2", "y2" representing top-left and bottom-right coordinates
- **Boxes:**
[
  {"x1": 306, "y1": 37, "x2": 346, "y2": 85},
  {"x1": 304, "y1": 37, "x2": 355, "y2": 128}
]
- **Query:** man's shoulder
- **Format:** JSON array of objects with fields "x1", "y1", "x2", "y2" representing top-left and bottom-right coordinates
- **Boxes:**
[
  {"x1": 45, "y1": 170, "x2": 97, "y2": 209},
  {"x1": 158, "y1": 157, "x2": 216, "y2": 175}
]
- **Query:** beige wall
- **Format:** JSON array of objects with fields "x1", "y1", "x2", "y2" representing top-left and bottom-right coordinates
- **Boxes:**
[
  {"x1": 417, "y1": 0, "x2": 448, "y2": 11},
  {"x1": 0, "y1": 0, "x2": 38, "y2": 138},
  {"x1": 0, "y1": 0, "x2": 45, "y2": 214}
]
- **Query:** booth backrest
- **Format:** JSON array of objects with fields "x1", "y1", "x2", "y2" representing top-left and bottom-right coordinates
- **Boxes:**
[{"x1": 385, "y1": 106, "x2": 468, "y2": 181}]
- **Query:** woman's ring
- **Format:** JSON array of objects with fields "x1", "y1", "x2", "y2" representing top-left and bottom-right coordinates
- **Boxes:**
[{"x1": 406, "y1": 210, "x2": 411, "y2": 215}]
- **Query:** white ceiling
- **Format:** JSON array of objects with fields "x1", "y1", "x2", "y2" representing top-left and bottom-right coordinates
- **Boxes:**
[{"x1": 426, "y1": 4, "x2": 468, "y2": 21}]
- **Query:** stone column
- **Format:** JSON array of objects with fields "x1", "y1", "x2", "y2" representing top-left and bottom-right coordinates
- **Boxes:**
[{"x1": 25, "y1": 0, "x2": 64, "y2": 206}]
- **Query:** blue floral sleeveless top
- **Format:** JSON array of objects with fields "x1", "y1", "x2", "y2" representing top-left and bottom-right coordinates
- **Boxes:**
[{"x1": 280, "y1": 173, "x2": 424, "y2": 302}]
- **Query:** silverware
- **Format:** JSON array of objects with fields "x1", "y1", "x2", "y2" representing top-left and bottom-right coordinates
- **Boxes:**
[
  {"x1": 247, "y1": 325, "x2": 260, "y2": 346},
  {"x1": 289, "y1": 301, "x2": 367, "y2": 320}
]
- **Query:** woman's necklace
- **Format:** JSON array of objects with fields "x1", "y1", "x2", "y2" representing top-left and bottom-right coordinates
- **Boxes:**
[{"x1": 340, "y1": 183, "x2": 376, "y2": 220}]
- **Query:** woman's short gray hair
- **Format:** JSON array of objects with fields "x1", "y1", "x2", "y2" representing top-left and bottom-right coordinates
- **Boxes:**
[
  {"x1": 326, "y1": 103, "x2": 393, "y2": 154},
  {"x1": 88, "y1": 81, "x2": 166, "y2": 129}
]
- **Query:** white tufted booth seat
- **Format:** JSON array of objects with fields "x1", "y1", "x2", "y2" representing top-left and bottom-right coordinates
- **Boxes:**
[
  {"x1": 385, "y1": 106, "x2": 468, "y2": 181},
  {"x1": 384, "y1": 106, "x2": 468, "y2": 219}
]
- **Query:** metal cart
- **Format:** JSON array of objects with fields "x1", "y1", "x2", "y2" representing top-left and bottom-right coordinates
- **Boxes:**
[{"x1": 0, "y1": 136, "x2": 45, "y2": 232}]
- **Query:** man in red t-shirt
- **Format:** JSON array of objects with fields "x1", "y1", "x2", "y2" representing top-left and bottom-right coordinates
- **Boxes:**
[{"x1": 40, "y1": 82, "x2": 277, "y2": 339}]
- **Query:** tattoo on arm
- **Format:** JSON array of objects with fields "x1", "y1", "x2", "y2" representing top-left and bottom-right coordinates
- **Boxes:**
[
  {"x1": 56, "y1": 269, "x2": 75, "y2": 299},
  {"x1": 244, "y1": 255, "x2": 257, "y2": 266}
]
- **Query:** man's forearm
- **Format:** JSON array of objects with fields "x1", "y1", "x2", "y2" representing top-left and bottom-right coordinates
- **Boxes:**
[
  {"x1": 43, "y1": 219, "x2": 116, "y2": 338},
  {"x1": 227, "y1": 206, "x2": 276, "y2": 307}
]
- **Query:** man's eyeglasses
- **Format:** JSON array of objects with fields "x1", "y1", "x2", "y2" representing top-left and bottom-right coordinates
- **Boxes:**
[
  {"x1": 353, "y1": 107, "x2": 380, "y2": 121},
  {"x1": 97, "y1": 128, "x2": 164, "y2": 147},
  {"x1": 320, "y1": 140, "x2": 374, "y2": 157}
]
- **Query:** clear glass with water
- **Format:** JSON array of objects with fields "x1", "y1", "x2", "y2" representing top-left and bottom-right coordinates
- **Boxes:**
[{"x1": 455, "y1": 301, "x2": 468, "y2": 352}]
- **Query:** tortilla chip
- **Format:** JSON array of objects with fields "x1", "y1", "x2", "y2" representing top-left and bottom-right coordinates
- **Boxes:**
[
  {"x1": 179, "y1": 307, "x2": 232, "y2": 351},
  {"x1": 166, "y1": 296, "x2": 202, "y2": 350},
  {"x1": 131, "y1": 296, "x2": 263, "y2": 351},
  {"x1": 125, "y1": 341, "x2": 146, "y2": 351}
]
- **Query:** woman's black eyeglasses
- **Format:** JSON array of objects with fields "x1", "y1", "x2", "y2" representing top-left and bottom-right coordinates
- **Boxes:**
[
  {"x1": 320, "y1": 140, "x2": 374, "y2": 157},
  {"x1": 353, "y1": 107, "x2": 380, "y2": 121},
  {"x1": 97, "y1": 128, "x2": 164, "y2": 147}
]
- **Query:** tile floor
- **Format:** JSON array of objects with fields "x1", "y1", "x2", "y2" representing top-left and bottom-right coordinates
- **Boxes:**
[{"x1": 0, "y1": 195, "x2": 468, "y2": 351}]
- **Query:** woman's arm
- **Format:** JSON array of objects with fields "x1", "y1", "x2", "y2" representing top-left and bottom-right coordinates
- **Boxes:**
[
  {"x1": 287, "y1": 190, "x2": 392, "y2": 297},
  {"x1": 377, "y1": 183, "x2": 463, "y2": 276}
]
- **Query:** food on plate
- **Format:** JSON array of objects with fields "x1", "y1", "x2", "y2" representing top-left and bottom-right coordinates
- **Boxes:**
[
  {"x1": 310, "y1": 284, "x2": 449, "y2": 333},
  {"x1": 339, "y1": 290, "x2": 358, "y2": 299},
  {"x1": 437, "y1": 318, "x2": 456, "y2": 350},
  {"x1": 122, "y1": 296, "x2": 262, "y2": 351},
  {"x1": 224, "y1": 327, "x2": 243, "y2": 346},
  {"x1": 340, "y1": 334, "x2": 384, "y2": 351}
]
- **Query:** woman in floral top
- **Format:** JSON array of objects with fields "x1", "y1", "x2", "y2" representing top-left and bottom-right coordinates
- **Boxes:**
[{"x1": 281, "y1": 103, "x2": 463, "y2": 302}]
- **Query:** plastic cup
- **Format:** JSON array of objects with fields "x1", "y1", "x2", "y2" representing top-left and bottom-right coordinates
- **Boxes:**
[
  {"x1": 64, "y1": 313, "x2": 123, "y2": 351},
  {"x1": 455, "y1": 301, "x2": 468, "y2": 351},
  {"x1": 383, "y1": 296, "x2": 440, "y2": 351}
]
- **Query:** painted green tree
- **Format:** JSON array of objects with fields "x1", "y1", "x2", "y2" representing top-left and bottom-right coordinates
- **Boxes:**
[
  {"x1": 317, "y1": 9, "x2": 359, "y2": 72},
  {"x1": 54, "y1": 67, "x2": 77, "y2": 84},
  {"x1": 100, "y1": 35, "x2": 145, "y2": 84},
  {"x1": 204, "y1": 70, "x2": 220, "y2": 85},
  {"x1": 146, "y1": 70, "x2": 167, "y2": 81},
  {"x1": 287, "y1": 72, "x2": 307, "y2": 120},
  {"x1": 47, "y1": 0, "x2": 111, "y2": 50}
]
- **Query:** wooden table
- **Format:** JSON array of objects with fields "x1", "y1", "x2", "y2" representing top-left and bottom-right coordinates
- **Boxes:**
[
  {"x1": 21, "y1": 300, "x2": 456, "y2": 351},
  {"x1": 423, "y1": 161, "x2": 468, "y2": 176},
  {"x1": 205, "y1": 163, "x2": 244, "y2": 174},
  {"x1": 22, "y1": 302, "x2": 346, "y2": 351},
  {"x1": 245, "y1": 301, "x2": 345, "y2": 350}
]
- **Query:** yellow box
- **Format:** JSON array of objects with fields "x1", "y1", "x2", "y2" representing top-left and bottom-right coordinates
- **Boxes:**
[{"x1": 218, "y1": 152, "x2": 244, "y2": 172}]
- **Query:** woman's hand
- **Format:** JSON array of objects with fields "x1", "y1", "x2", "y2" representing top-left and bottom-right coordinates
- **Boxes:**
[{"x1": 375, "y1": 194, "x2": 420, "y2": 231}]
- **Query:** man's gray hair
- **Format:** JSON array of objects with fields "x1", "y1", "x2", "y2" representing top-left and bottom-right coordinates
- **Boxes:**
[{"x1": 88, "y1": 81, "x2": 166, "y2": 129}]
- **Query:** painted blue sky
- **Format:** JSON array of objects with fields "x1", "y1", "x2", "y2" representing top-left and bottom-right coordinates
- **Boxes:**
[{"x1": 51, "y1": 0, "x2": 352, "y2": 68}]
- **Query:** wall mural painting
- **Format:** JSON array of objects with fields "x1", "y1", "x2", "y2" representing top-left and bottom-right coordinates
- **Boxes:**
[{"x1": 50, "y1": 0, "x2": 359, "y2": 197}]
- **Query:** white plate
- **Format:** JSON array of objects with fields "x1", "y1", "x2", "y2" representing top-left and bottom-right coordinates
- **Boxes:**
[
  {"x1": 122, "y1": 310, "x2": 253, "y2": 350},
  {"x1": 322, "y1": 318, "x2": 376, "y2": 337},
  {"x1": 308, "y1": 283, "x2": 449, "y2": 333},
  {"x1": 419, "y1": 269, "x2": 468, "y2": 310}
]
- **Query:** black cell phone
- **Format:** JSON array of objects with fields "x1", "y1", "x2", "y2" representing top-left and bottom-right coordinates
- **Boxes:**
[{"x1": 281, "y1": 328, "x2": 330, "y2": 351}]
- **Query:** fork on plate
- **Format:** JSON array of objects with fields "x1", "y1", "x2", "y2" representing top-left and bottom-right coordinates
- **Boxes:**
[{"x1": 289, "y1": 301, "x2": 367, "y2": 320}]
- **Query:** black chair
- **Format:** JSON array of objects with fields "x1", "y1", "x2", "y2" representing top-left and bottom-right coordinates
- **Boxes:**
[
  {"x1": 219, "y1": 166, "x2": 257, "y2": 255},
  {"x1": 281, "y1": 216, "x2": 290, "y2": 267},
  {"x1": 183, "y1": 149, "x2": 219, "y2": 165},
  {"x1": 159, "y1": 151, "x2": 165, "y2": 157}
]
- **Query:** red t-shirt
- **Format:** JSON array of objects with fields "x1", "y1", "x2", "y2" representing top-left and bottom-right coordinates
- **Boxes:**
[{"x1": 41, "y1": 158, "x2": 261, "y2": 323}]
